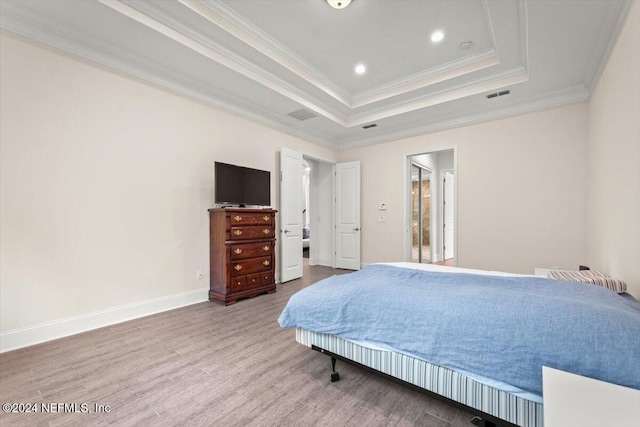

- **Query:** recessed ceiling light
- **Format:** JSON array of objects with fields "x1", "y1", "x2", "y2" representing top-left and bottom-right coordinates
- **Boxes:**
[
  {"x1": 327, "y1": 0, "x2": 351, "y2": 9},
  {"x1": 355, "y1": 64, "x2": 366, "y2": 75},
  {"x1": 431, "y1": 31, "x2": 444, "y2": 43}
]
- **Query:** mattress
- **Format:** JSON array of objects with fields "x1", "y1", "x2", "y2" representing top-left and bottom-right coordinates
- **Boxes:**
[{"x1": 297, "y1": 328, "x2": 543, "y2": 427}]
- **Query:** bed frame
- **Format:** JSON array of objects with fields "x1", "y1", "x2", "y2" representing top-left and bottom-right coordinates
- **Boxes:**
[
  {"x1": 313, "y1": 345, "x2": 509, "y2": 427},
  {"x1": 297, "y1": 328, "x2": 543, "y2": 427}
]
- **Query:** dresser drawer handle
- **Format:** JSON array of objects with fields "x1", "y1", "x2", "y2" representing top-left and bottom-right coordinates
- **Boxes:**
[
  {"x1": 263, "y1": 260, "x2": 270, "y2": 267},
  {"x1": 263, "y1": 245, "x2": 270, "y2": 251},
  {"x1": 251, "y1": 277, "x2": 257, "y2": 283},
  {"x1": 234, "y1": 264, "x2": 242, "y2": 271},
  {"x1": 234, "y1": 248, "x2": 242, "y2": 255},
  {"x1": 234, "y1": 215, "x2": 242, "y2": 222},
  {"x1": 263, "y1": 215, "x2": 269, "y2": 221},
  {"x1": 263, "y1": 229, "x2": 270, "y2": 235},
  {"x1": 233, "y1": 230, "x2": 243, "y2": 236}
]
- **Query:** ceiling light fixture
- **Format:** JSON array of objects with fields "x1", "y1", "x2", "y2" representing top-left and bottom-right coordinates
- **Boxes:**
[
  {"x1": 355, "y1": 64, "x2": 366, "y2": 75},
  {"x1": 431, "y1": 31, "x2": 444, "y2": 43},
  {"x1": 327, "y1": 0, "x2": 351, "y2": 9}
]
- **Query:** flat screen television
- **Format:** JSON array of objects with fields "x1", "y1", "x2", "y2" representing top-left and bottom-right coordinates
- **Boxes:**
[{"x1": 214, "y1": 162, "x2": 271, "y2": 207}]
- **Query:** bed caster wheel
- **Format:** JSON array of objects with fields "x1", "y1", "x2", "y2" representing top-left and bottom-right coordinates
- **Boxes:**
[{"x1": 330, "y1": 372, "x2": 340, "y2": 382}]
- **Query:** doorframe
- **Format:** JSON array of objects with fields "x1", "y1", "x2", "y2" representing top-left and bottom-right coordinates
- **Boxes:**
[
  {"x1": 441, "y1": 168, "x2": 455, "y2": 261},
  {"x1": 278, "y1": 148, "x2": 337, "y2": 281},
  {"x1": 403, "y1": 147, "x2": 458, "y2": 265}
]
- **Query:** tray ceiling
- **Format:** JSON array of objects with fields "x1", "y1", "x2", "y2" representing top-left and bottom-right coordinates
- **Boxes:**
[{"x1": 0, "y1": 0, "x2": 631, "y2": 149}]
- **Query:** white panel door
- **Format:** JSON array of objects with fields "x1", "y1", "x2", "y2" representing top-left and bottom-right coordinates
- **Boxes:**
[
  {"x1": 280, "y1": 147, "x2": 303, "y2": 282},
  {"x1": 443, "y1": 170, "x2": 455, "y2": 260},
  {"x1": 335, "y1": 161, "x2": 361, "y2": 270}
]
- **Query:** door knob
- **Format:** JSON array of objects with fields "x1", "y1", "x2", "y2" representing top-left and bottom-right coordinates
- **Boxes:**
[
  {"x1": 283, "y1": 229, "x2": 290, "y2": 233},
  {"x1": 353, "y1": 227, "x2": 360, "y2": 231}
]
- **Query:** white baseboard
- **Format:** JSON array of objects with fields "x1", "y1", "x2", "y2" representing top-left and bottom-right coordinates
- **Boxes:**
[
  {"x1": 0, "y1": 288, "x2": 209, "y2": 353},
  {"x1": 309, "y1": 258, "x2": 332, "y2": 267}
]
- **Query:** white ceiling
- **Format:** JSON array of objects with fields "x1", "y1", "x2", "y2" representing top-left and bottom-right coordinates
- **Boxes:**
[{"x1": 0, "y1": 0, "x2": 632, "y2": 150}]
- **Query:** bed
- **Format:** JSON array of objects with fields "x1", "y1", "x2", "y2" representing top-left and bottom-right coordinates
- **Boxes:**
[
  {"x1": 302, "y1": 226, "x2": 310, "y2": 249},
  {"x1": 278, "y1": 262, "x2": 640, "y2": 427}
]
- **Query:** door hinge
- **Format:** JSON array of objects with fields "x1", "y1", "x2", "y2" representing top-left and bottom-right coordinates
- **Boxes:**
[{"x1": 280, "y1": 171, "x2": 283, "y2": 182}]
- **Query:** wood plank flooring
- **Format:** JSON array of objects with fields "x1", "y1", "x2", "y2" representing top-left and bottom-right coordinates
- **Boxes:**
[{"x1": 0, "y1": 262, "x2": 476, "y2": 427}]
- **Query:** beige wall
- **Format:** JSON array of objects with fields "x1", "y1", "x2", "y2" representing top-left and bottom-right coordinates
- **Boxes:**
[
  {"x1": 587, "y1": 1, "x2": 640, "y2": 297},
  {"x1": 0, "y1": 33, "x2": 336, "y2": 331},
  {"x1": 339, "y1": 103, "x2": 589, "y2": 275}
]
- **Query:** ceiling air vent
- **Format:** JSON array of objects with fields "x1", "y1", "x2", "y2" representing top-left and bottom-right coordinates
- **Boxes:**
[
  {"x1": 486, "y1": 90, "x2": 511, "y2": 99},
  {"x1": 362, "y1": 123, "x2": 377, "y2": 129},
  {"x1": 288, "y1": 108, "x2": 318, "y2": 121}
]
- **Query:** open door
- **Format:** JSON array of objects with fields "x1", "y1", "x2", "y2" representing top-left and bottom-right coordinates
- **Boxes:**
[
  {"x1": 335, "y1": 161, "x2": 361, "y2": 270},
  {"x1": 280, "y1": 147, "x2": 303, "y2": 282}
]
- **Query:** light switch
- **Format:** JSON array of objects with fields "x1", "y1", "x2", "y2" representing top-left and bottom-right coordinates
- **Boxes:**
[{"x1": 379, "y1": 203, "x2": 387, "y2": 210}]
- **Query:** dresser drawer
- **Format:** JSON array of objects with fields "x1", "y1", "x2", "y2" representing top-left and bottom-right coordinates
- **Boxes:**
[
  {"x1": 259, "y1": 271, "x2": 274, "y2": 285},
  {"x1": 230, "y1": 242, "x2": 273, "y2": 260},
  {"x1": 229, "y1": 212, "x2": 273, "y2": 226},
  {"x1": 246, "y1": 273, "x2": 262, "y2": 289},
  {"x1": 231, "y1": 276, "x2": 246, "y2": 292},
  {"x1": 229, "y1": 226, "x2": 274, "y2": 241},
  {"x1": 231, "y1": 256, "x2": 272, "y2": 277}
]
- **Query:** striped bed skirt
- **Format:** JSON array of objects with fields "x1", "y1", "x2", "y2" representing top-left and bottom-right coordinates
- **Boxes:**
[{"x1": 296, "y1": 328, "x2": 543, "y2": 427}]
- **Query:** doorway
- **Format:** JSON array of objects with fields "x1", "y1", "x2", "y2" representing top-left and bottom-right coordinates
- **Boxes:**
[
  {"x1": 406, "y1": 149, "x2": 456, "y2": 266},
  {"x1": 280, "y1": 147, "x2": 361, "y2": 283}
]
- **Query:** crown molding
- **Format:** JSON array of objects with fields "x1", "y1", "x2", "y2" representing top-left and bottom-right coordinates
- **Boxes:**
[
  {"x1": 351, "y1": 49, "x2": 500, "y2": 108},
  {"x1": 185, "y1": 0, "x2": 352, "y2": 106},
  {"x1": 3, "y1": 0, "x2": 615, "y2": 154},
  {"x1": 482, "y1": 0, "x2": 499, "y2": 53},
  {"x1": 0, "y1": 11, "x2": 338, "y2": 150},
  {"x1": 190, "y1": 0, "x2": 508, "y2": 109},
  {"x1": 517, "y1": 0, "x2": 530, "y2": 71},
  {"x1": 338, "y1": 84, "x2": 589, "y2": 151},
  {"x1": 4, "y1": 0, "x2": 531, "y2": 130},
  {"x1": 583, "y1": 0, "x2": 632, "y2": 91},
  {"x1": 346, "y1": 67, "x2": 529, "y2": 127},
  {"x1": 97, "y1": 0, "x2": 348, "y2": 126},
  {"x1": 125, "y1": 0, "x2": 347, "y2": 121}
]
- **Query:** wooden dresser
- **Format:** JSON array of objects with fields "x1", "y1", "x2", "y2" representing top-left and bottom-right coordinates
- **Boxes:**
[{"x1": 208, "y1": 208, "x2": 277, "y2": 305}]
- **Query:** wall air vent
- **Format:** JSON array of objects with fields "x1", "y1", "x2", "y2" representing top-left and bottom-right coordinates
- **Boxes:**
[
  {"x1": 362, "y1": 123, "x2": 377, "y2": 129},
  {"x1": 288, "y1": 108, "x2": 318, "y2": 121},
  {"x1": 486, "y1": 90, "x2": 511, "y2": 99}
]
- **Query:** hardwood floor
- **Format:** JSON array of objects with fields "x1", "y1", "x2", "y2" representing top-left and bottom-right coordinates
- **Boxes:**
[{"x1": 0, "y1": 262, "x2": 475, "y2": 427}]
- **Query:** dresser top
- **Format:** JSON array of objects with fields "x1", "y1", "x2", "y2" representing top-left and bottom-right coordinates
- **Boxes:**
[{"x1": 208, "y1": 207, "x2": 277, "y2": 213}]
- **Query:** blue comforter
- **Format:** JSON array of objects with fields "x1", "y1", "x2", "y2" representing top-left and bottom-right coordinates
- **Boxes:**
[{"x1": 278, "y1": 264, "x2": 640, "y2": 397}]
